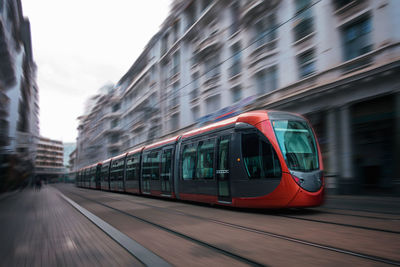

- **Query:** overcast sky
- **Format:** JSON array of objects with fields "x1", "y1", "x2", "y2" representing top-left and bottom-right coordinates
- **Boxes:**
[{"x1": 22, "y1": 0, "x2": 172, "y2": 143}]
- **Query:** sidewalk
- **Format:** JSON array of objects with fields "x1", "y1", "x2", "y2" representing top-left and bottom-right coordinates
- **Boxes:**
[
  {"x1": 323, "y1": 194, "x2": 400, "y2": 214},
  {"x1": 0, "y1": 185, "x2": 141, "y2": 267}
]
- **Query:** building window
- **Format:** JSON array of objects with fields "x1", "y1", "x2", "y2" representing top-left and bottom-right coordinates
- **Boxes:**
[
  {"x1": 255, "y1": 67, "x2": 277, "y2": 95},
  {"x1": 110, "y1": 134, "x2": 119, "y2": 143},
  {"x1": 293, "y1": 0, "x2": 314, "y2": 41},
  {"x1": 190, "y1": 73, "x2": 199, "y2": 100},
  {"x1": 112, "y1": 103, "x2": 120, "y2": 112},
  {"x1": 298, "y1": 49, "x2": 316, "y2": 78},
  {"x1": 170, "y1": 82, "x2": 180, "y2": 108},
  {"x1": 230, "y1": 1, "x2": 240, "y2": 35},
  {"x1": 149, "y1": 66, "x2": 156, "y2": 82},
  {"x1": 111, "y1": 119, "x2": 119, "y2": 128},
  {"x1": 205, "y1": 56, "x2": 220, "y2": 80},
  {"x1": 191, "y1": 106, "x2": 200, "y2": 121},
  {"x1": 230, "y1": 42, "x2": 241, "y2": 77},
  {"x1": 201, "y1": 0, "x2": 212, "y2": 12},
  {"x1": 172, "y1": 20, "x2": 180, "y2": 43},
  {"x1": 231, "y1": 86, "x2": 242, "y2": 103},
  {"x1": 171, "y1": 51, "x2": 180, "y2": 76},
  {"x1": 206, "y1": 94, "x2": 220, "y2": 114},
  {"x1": 170, "y1": 113, "x2": 179, "y2": 131},
  {"x1": 185, "y1": 2, "x2": 196, "y2": 31},
  {"x1": 342, "y1": 16, "x2": 372, "y2": 61},
  {"x1": 254, "y1": 15, "x2": 277, "y2": 47},
  {"x1": 161, "y1": 33, "x2": 169, "y2": 55}
]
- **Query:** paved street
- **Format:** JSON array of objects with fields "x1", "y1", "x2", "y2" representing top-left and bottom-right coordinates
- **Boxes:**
[
  {"x1": 1, "y1": 184, "x2": 400, "y2": 266},
  {"x1": 0, "y1": 186, "x2": 142, "y2": 267}
]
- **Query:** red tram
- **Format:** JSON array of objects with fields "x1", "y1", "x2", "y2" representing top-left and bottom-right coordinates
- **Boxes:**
[{"x1": 76, "y1": 110, "x2": 324, "y2": 208}]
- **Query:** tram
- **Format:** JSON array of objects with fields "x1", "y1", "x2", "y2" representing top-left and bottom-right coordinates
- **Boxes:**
[{"x1": 76, "y1": 110, "x2": 324, "y2": 208}]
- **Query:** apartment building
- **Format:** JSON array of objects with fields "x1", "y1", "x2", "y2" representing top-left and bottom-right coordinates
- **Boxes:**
[
  {"x1": 35, "y1": 137, "x2": 64, "y2": 181},
  {"x1": 0, "y1": 0, "x2": 39, "y2": 189},
  {"x1": 77, "y1": 0, "x2": 400, "y2": 194}
]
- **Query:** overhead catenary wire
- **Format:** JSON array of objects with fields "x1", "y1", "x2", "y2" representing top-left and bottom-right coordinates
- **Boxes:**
[{"x1": 84, "y1": 0, "x2": 324, "y2": 153}]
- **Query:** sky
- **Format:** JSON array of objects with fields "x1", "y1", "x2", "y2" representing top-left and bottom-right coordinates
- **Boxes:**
[{"x1": 22, "y1": 0, "x2": 172, "y2": 143}]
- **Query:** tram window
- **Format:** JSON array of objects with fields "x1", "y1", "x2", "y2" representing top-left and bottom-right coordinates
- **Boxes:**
[
  {"x1": 110, "y1": 161, "x2": 119, "y2": 181},
  {"x1": 182, "y1": 144, "x2": 196, "y2": 180},
  {"x1": 142, "y1": 154, "x2": 151, "y2": 180},
  {"x1": 91, "y1": 167, "x2": 96, "y2": 183},
  {"x1": 114, "y1": 159, "x2": 125, "y2": 181},
  {"x1": 143, "y1": 151, "x2": 160, "y2": 180},
  {"x1": 242, "y1": 133, "x2": 281, "y2": 179},
  {"x1": 196, "y1": 140, "x2": 215, "y2": 179},
  {"x1": 126, "y1": 155, "x2": 139, "y2": 180},
  {"x1": 151, "y1": 152, "x2": 160, "y2": 180},
  {"x1": 101, "y1": 164, "x2": 109, "y2": 182},
  {"x1": 161, "y1": 149, "x2": 172, "y2": 181},
  {"x1": 217, "y1": 137, "x2": 230, "y2": 180}
]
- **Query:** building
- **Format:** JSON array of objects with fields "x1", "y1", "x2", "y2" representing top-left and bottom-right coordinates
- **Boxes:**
[
  {"x1": 68, "y1": 148, "x2": 76, "y2": 172},
  {"x1": 76, "y1": 0, "x2": 400, "y2": 194},
  {"x1": 0, "y1": 0, "x2": 39, "y2": 190},
  {"x1": 63, "y1": 142, "x2": 75, "y2": 168},
  {"x1": 35, "y1": 137, "x2": 64, "y2": 182},
  {"x1": 75, "y1": 84, "x2": 120, "y2": 168}
]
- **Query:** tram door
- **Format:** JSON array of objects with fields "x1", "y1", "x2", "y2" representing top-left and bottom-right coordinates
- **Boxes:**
[
  {"x1": 217, "y1": 135, "x2": 231, "y2": 202},
  {"x1": 161, "y1": 148, "x2": 173, "y2": 195}
]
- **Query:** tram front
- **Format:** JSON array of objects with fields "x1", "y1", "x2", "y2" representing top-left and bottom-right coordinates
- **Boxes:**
[{"x1": 269, "y1": 111, "x2": 324, "y2": 207}]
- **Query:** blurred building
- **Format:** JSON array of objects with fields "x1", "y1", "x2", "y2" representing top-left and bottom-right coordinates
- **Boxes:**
[
  {"x1": 77, "y1": 0, "x2": 400, "y2": 194},
  {"x1": 35, "y1": 137, "x2": 64, "y2": 182},
  {"x1": 75, "y1": 84, "x2": 120, "y2": 168},
  {"x1": 68, "y1": 148, "x2": 76, "y2": 172},
  {"x1": 0, "y1": 0, "x2": 39, "y2": 188},
  {"x1": 63, "y1": 142, "x2": 75, "y2": 168}
]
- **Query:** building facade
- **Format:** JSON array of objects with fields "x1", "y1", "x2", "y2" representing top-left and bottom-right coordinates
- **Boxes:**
[
  {"x1": 0, "y1": 0, "x2": 39, "y2": 190},
  {"x1": 35, "y1": 137, "x2": 64, "y2": 182},
  {"x1": 77, "y1": 0, "x2": 400, "y2": 194},
  {"x1": 68, "y1": 148, "x2": 76, "y2": 172},
  {"x1": 63, "y1": 142, "x2": 75, "y2": 168}
]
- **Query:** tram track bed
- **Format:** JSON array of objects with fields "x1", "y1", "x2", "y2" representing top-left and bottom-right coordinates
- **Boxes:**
[{"x1": 57, "y1": 185, "x2": 400, "y2": 266}]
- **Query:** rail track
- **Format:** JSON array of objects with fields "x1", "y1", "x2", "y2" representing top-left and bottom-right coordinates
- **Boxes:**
[{"x1": 63, "y1": 187, "x2": 400, "y2": 266}]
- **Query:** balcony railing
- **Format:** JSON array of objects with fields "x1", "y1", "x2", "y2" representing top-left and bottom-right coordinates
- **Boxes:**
[
  {"x1": 241, "y1": 0, "x2": 280, "y2": 25},
  {"x1": 194, "y1": 30, "x2": 221, "y2": 58}
]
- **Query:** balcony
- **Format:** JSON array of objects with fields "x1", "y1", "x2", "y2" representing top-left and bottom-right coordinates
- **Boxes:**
[
  {"x1": 193, "y1": 30, "x2": 222, "y2": 58},
  {"x1": 107, "y1": 141, "x2": 122, "y2": 150},
  {"x1": 241, "y1": 0, "x2": 280, "y2": 25},
  {"x1": 104, "y1": 126, "x2": 123, "y2": 135},
  {"x1": 190, "y1": 89, "x2": 200, "y2": 104},
  {"x1": 130, "y1": 119, "x2": 145, "y2": 133},
  {"x1": 202, "y1": 74, "x2": 220, "y2": 95},
  {"x1": 102, "y1": 111, "x2": 121, "y2": 120},
  {"x1": 169, "y1": 94, "x2": 180, "y2": 111},
  {"x1": 334, "y1": 0, "x2": 367, "y2": 15},
  {"x1": 248, "y1": 39, "x2": 279, "y2": 70}
]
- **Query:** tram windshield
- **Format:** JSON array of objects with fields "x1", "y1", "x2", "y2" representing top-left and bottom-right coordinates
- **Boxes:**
[{"x1": 272, "y1": 120, "x2": 319, "y2": 172}]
